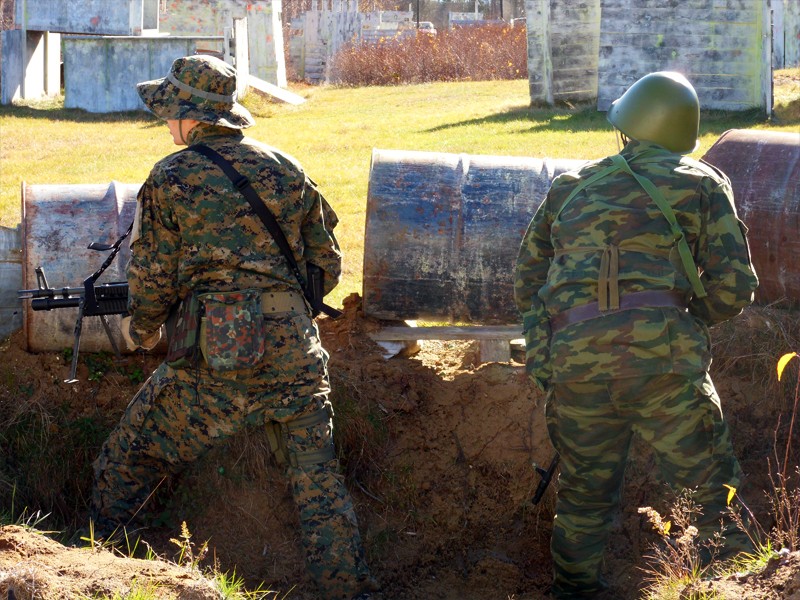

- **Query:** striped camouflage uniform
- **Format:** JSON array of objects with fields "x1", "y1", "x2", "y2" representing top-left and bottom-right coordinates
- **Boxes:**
[
  {"x1": 91, "y1": 116, "x2": 377, "y2": 597},
  {"x1": 514, "y1": 139, "x2": 758, "y2": 598}
]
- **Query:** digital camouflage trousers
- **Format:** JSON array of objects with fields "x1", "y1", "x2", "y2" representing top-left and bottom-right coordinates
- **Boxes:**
[
  {"x1": 545, "y1": 372, "x2": 752, "y2": 598},
  {"x1": 92, "y1": 312, "x2": 377, "y2": 599}
]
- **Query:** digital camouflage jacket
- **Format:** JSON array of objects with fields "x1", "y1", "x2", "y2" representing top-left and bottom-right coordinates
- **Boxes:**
[
  {"x1": 514, "y1": 140, "x2": 758, "y2": 389},
  {"x1": 127, "y1": 124, "x2": 342, "y2": 342}
]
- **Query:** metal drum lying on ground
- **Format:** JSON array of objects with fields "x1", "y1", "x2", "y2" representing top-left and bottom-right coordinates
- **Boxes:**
[
  {"x1": 364, "y1": 130, "x2": 800, "y2": 325},
  {"x1": 21, "y1": 182, "x2": 140, "y2": 352},
  {"x1": 701, "y1": 129, "x2": 800, "y2": 307},
  {"x1": 0, "y1": 225, "x2": 22, "y2": 340},
  {"x1": 363, "y1": 149, "x2": 586, "y2": 324}
]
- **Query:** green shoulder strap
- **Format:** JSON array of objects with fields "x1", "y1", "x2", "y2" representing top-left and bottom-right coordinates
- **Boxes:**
[
  {"x1": 553, "y1": 155, "x2": 706, "y2": 299},
  {"x1": 609, "y1": 154, "x2": 706, "y2": 298}
]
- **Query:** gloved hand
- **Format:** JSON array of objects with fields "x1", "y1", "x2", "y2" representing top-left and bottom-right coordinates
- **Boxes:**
[{"x1": 119, "y1": 316, "x2": 161, "y2": 351}]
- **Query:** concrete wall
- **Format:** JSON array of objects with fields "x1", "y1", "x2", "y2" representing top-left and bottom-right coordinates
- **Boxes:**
[
  {"x1": 0, "y1": 28, "x2": 59, "y2": 104},
  {"x1": 525, "y1": 0, "x2": 770, "y2": 112},
  {"x1": 525, "y1": 0, "x2": 600, "y2": 105},
  {"x1": 62, "y1": 35, "x2": 223, "y2": 113},
  {"x1": 15, "y1": 0, "x2": 158, "y2": 35},
  {"x1": 159, "y1": 0, "x2": 286, "y2": 86},
  {"x1": 783, "y1": 0, "x2": 800, "y2": 67},
  {"x1": 290, "y1": 7, "x2": 415, "y2": 83},
  {"x1": 597, "y1": 0, "x2": 767, "y2": 111}
]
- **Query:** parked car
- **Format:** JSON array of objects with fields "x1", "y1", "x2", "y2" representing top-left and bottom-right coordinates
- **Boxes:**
[{"x1": 418, "y1": 21, "x2": 437, "y2": 35}]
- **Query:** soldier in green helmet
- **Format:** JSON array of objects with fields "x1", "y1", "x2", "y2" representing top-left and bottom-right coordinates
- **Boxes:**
[
  {"x1": 89, "y1": 54, "x2": 378, "y2": 599},
  {"x1": 514, "y1": 71, "x2": 758, "y2": 598}
]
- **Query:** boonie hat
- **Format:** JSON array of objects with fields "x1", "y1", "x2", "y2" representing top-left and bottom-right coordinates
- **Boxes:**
[{"x1": 137, "y1": 54, "x2": 255, "y2": 129}]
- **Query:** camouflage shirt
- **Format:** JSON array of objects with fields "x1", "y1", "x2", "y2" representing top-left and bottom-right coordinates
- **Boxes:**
[
  {"x1": 127, "y1": 124, "x2": 342, "y2": 341},
  {"x1": 514, "y1": 140, "x2": 758, "y2": 387}
]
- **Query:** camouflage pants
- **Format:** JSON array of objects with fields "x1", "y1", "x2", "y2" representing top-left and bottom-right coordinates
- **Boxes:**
[
  {"x1": 545, "y1": 372, "x2": 751, "y2": 598},
  {"x1": 92, "y1": 312, "x2": 376, "y2": 599}
]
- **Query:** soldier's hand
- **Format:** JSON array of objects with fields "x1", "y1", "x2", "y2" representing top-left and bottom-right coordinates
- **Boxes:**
[
  {"x1": 120, "y1": 316, "x2": 138, "y2": 351},
  {"x1": 120, "y1": 316, "x2": 161, "y2": 351}
]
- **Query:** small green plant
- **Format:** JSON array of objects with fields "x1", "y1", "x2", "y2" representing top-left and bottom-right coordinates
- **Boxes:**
[
  {"x1": 125, "y1": 365, "x2": 145, "y2": 385},
  {"x1": 213, "y1": 569, "x2": 285, "y2": 599},
  {"x1": 170, "y1": 521, "x2": 208, "y2": 571},
  {"x1": 82, "y1": 351, "x2": 115, "y2": 381}
]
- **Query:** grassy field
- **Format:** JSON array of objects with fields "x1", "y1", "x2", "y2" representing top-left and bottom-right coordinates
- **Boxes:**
[{"x1": 1, "y1": 75, "x2": 798, "y2": 307}]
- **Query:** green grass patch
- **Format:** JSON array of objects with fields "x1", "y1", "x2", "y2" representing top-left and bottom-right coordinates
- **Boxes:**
[{"x1": 2, "y1": 76, "x2": 797, "y2": 308}]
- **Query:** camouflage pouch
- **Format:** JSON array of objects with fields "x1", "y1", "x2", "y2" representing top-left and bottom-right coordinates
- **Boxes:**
[
  {"x1": 198, "y1": 289, "x2": 266, "y2": 371},
  {"x1": 165, "y1": 292, "x2": 202, "y2": 368}
]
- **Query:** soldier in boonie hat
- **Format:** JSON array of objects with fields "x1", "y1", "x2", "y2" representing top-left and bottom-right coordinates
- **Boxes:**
[
  {"x1": 137, "y1": 54, "x2": 255, "y2": 129},
  {"x1": 94, "y1": 51, "x2": 380, "y2": 600}
]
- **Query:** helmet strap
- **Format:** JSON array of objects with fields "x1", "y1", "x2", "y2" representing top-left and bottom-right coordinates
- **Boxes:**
[{"x1": 179, "y1": 119, "x2": 189, "y2": 145}]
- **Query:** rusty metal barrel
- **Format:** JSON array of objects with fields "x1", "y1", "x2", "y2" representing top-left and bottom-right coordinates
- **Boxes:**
[
  {"x1": 701, "y1": 129, "x2": 800, "y2": 307},
  {"x1": 364, "y1": 131, "x2": 800, "y2": 324},
  {"x1": 363, "y1": 149, "x2": 586, "y2": 324},
  {"x1": 21, "y1": 181, "x2": 140, "y2": 352},
  {"x1": 0, "y1": 224, "x2": 23, "y2": 340}
]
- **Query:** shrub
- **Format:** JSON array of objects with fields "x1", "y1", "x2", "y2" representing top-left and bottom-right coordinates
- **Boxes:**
[{"x1": 330, "y1": 24, "x2": 527, "y2": 86}]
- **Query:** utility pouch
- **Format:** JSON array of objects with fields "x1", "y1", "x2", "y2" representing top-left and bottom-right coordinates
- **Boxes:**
[
  {"x1": 198, "y1": 289, "x2": 266, "y2": 371},
  {"x1": 165, "y1": 292, "x2": 202, "y2": 368}
]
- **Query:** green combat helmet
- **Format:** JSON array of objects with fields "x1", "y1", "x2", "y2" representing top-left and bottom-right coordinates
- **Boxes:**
[{"x1": 607, "y1": 71, "x2": 700, "y2": 154}]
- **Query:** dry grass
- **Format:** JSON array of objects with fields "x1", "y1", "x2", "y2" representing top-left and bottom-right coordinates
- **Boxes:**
[
  {"x1": 773, "y1": 67, "x2": 800, "y2": 122},
  {"x1": 331, "y1": 24, "x2": 527, "y2": 86},
  {"x1": 711, "y1": 305, "x2": 800, "y2": 395}
]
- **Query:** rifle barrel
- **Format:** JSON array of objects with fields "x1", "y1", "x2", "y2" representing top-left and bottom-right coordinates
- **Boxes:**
[
  {"x1": 18, "y1": 286, "x2": 85, "y2": 299},
  {"x1": 22, "y1": 282, "x2": 129, "y2": 315}
]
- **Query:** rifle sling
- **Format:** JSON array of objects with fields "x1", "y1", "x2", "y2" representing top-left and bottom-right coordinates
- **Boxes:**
[{"x1": 188, "y1": 144, "x2": 341, "y2": 319}]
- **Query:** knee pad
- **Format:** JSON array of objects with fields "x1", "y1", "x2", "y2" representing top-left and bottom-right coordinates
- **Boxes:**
[{"x1": 265, "y1": 407, "x2": 336, "y2": 468}]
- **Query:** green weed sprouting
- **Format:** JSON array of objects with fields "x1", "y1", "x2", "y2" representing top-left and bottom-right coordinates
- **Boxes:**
[
  {"x1": 213, "y1": 569, "x2": 287, "y2": 599},
  {"x1": 170, "y1": 521, "x2": 208, "y2": 571}
]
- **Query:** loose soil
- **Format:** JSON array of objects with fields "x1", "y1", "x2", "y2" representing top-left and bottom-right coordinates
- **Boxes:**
[{"x1": 0, "y1": 294, "x2": 799, "y2": 599}]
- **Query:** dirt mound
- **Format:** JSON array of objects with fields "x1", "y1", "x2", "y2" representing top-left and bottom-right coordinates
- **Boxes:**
[{"x1": 0, "y1": 294, "x2": 798, "y2": 599}]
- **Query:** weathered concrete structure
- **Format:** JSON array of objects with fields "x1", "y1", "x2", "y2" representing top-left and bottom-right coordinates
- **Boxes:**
[
  {"x1": 289, "y1": 3, "x2": 413, "y2": 83},
  {"x1": 16, "y1": 0, "x2": 159, "y2": 35},
  {"x1": 525, "y1": 0, "x2": 793, "y2": 113},
  {"x1": 0, "y1": 28, "x2": 61, "y2": 103},
  {"x1": 2, "y1": 0, "x2": 289, "y2": 111},
  {"x1": 596, "y1": 0, "x2": 769, "y2": 112},
  {"x1": 525, "y1": 0, "x2": 600, "y2": 105},
  {"x1": 160, "y1": 0, "x2": 287, "y2": 88},
  {"x1": 62, "y1": 36, "x2": 223, "y2": 113},
  {"x1": 776, "y1": 0, "x2": 800, "y2": 68}
]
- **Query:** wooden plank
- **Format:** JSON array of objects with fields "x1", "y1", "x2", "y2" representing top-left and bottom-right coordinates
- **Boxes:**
[
  {"x1": 248, "y1": 74, "x2": 306, "y2": 105},
  {"x1": 369, "y1": 325, "x2": 522, "y2": 342}
]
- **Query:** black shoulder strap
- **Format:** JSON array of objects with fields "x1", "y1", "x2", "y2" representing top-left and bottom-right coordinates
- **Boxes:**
[{"x1": 189, "y1": 144, "x2": 341, "y2": 319}]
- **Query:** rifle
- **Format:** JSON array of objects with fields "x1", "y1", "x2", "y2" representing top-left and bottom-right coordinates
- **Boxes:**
[
  {"x1": 531, "y1": 453, "x2": 560, "y2": 505},
  {"x1": 18, "y1": 224, "x2": 132, "y2": 383}
]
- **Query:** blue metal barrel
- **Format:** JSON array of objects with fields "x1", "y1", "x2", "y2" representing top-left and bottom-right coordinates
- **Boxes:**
[{"x1": 363, "y1": 149, "x2": 586, "y2": 324}]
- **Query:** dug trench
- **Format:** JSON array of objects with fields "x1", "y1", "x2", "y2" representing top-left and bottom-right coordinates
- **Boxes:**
[{"x1": 0, "y1": 294, "x2": 799, "y2": 599}]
